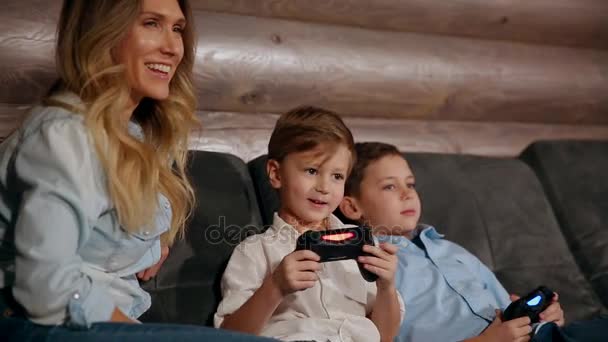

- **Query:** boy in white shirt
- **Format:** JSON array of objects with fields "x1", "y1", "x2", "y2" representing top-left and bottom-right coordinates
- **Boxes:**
[{"x1": 214, "y1": 107, "x2": 404, "y2": 342}]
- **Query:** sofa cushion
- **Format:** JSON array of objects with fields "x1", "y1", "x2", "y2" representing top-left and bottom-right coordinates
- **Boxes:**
[
  {"x1": 406, "y1": 153, "x2": 605, "y2": 321},
  {"x1": 521, "y1": 140, "x2": 608, "y2": 311},
  {"x1": 140, "y1": 151, "x2": 264, "y2": 326},
  {"x1": 248, "y1": 152, "x2": 605, "y2": 321},
  {"x1": 248, "y1": 155, "x2": 279, "y2": 227}
]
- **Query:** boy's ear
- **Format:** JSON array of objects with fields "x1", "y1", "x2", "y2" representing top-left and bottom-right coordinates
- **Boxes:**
[
  {"x1": 266, "y1": 159, "x2": 282, "y2": 189},
  {"x1": 339, "y1": 196, "x2": 363, "y2": 221}
]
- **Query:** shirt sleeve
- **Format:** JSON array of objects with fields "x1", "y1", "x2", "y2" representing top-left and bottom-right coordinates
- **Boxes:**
[
  {"x1": 366, "y1": 282, "x2": 406, "y2": 323},
  {"x1": 213, "y1": 238, "x2": 266, "y2": 328},
  {"x1": 11, "y1": 117, "x2": 115, "y2": 327}
]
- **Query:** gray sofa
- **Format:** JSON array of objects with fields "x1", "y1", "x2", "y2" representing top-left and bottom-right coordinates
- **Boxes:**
[{"x1": 140, "y1": 140, "x2": 608, "y2": 327}]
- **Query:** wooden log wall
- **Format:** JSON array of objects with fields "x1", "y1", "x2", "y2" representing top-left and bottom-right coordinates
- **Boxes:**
[{"x1": 1, "y1": 0, "x2": 608, "y2": 159}]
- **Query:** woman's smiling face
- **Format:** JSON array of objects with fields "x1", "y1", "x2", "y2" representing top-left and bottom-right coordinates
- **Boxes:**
[{"x1": 114, "y1": 0, "x2": 186, "y2": 103}]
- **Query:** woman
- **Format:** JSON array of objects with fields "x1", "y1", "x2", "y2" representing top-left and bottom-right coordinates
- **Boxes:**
[{"x1": 0, "y1": 0, "x2": 273, "y2": 341}]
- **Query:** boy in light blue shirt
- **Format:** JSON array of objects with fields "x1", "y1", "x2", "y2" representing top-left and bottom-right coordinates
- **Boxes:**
[{"x1": 338, "y1": 142, "x2": 607, "y2": 342}]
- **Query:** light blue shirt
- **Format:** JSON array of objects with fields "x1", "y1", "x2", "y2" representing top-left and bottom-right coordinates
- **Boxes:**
[
  {"x1": 377, "y1": 225, "x2": 511, "y2": 342},
  {"x1": 0, "y1": 92, "x2": 171, "y2": 328}
]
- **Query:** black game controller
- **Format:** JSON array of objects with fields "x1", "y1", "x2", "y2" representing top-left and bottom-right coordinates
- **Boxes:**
[
  {"x1": 503, "y1": 286, "x2": 555, "y2": 323},
  {"x1": 295, "y1": 226, "x2": 379, "y2": 282}
]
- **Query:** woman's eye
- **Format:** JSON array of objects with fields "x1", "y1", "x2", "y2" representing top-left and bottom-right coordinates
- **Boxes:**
[
  {"x1": 173, "y1": 26, "x2": 184, "y2": 33},
  {"x1": 144, "y1": 20, "x2": 159, "y2": 28},
  {"x1": 407, "y1": 183, "x2": 416, "y2": 189}
]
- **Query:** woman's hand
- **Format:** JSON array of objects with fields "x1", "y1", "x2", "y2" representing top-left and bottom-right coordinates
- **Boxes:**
[{"x1": 137, "y1": 245, "x2": 169, "y2": 282}]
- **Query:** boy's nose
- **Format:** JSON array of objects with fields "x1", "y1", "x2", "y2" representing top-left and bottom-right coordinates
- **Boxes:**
[
  {"x1": 315, "y1": 179, "x2": 329, "y2": 194},
  {"x1": 315, "y1": 186, "x2": 329, "y2": 194}
]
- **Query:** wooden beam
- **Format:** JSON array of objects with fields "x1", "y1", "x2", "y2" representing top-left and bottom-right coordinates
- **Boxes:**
[
  {"x1": 191, "y1": 111, "x2": 608, "y2": 161},
  {"x1": 4, "y1": 106, "x2": 606, "y2": 158},
  {"x1": 193, "y1": 12, "x2": 608, "y2": 125},
  {"x1": 2, "y1": 5, "x2": 607, "y2": 125},
  {"x1": 195, "y1": 0, "x2": 608, "y2": 50}
]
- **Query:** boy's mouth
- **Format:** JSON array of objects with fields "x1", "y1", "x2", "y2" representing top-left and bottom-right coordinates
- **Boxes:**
[
  {"x1": 308, "y1": 198, "x2": 328, "y2": 206},
  {"x1": 401, "y1": 209, "x2": 417, "y2": 216}
]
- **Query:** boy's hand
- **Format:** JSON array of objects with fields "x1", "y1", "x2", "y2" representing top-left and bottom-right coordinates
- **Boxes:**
[
  {"x1": 358, "y1": 242, "x2": 398, "y2": 290},
  {"x1": 510, "y1": 292, "x2": 565, "y2": 327},
  {"x1": 478, "y1": 309, "x2": 532, "y2": 342},
  {"x1": 271, "y1": 250, "x2": 321, "y2": 295}
]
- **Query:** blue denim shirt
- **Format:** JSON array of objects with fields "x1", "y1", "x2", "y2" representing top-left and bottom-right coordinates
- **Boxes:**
[
  {"x1": 0, "y1": 92, "x2": 170, "y2": 328},
  {"x1": 377, "y1": 225, "x2": 511, "y2": 342}
]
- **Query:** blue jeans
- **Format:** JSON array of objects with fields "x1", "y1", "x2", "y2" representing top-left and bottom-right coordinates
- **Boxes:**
[
  {"x1": 0, "y1": 317, "x2": 278, "y2": 342},
  {"x1": 532, "y1": 316, "x2": 608, "y2": 342}
]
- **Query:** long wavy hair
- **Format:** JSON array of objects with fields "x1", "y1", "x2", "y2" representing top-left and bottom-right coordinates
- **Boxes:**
[{"x1": 49, "y1": 0, "x2": 198, "y2": 245}]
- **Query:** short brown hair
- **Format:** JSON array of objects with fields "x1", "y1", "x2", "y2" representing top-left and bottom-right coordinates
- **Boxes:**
[
  {"x1": 345, "y1": 142, "x2": 402, "y2": 197},
  {"x1": 268, "y1": 106, "x2": 355, "y2": 168}
]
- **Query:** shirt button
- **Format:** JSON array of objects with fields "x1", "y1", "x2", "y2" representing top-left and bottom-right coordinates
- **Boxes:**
[
  {"x1": 143, "y1": 231, "x2": 150, "y2": 236},
  {"x1": 73, "y1": 293, "x2": 80, "y2": 300}
]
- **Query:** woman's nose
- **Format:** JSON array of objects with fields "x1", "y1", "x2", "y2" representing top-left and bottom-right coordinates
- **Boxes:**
[{"x1": 160, "y1": 30, "x2": 181, "y2": 57}]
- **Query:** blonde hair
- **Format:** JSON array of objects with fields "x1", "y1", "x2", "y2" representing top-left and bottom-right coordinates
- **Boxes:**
[{"x1": 49, "y1": 0, "x2": 198, "y2": 245}]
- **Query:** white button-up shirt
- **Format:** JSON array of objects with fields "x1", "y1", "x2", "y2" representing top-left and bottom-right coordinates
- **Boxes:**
[{"x1": 215, "y1": 213, "x2": 405, "y2": 342}]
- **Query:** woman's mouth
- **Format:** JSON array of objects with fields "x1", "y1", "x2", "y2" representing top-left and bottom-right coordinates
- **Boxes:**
[{"x1": 145, "y1": 63, "x2": 171, "y2": 79}]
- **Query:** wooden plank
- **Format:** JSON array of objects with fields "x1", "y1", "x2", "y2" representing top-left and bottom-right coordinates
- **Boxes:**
[
  {"x1": 193, "y1": 12, "x2": 608, "y2": 125},
  {"x1": 2, "y1": 7, "x2": 607, "y2": 125},
  {"x1": 0, "y1": 104, "x2": 30, "y2": 139},
  {"x1": 191, "y1": 111, "x2": 608, "y2": 161},
  {"x1": 195, "y1": 0, "x2": 608, "y2": 50},
  {"x1": 3, "y1": 105, "x2": 606, "y2": 158},
  {"x1": 0, "y1": 0, "x2": 59, "y2": 105}
]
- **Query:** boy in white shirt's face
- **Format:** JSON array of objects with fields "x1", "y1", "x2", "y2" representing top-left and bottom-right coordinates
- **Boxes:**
[
  {"x1": 267, "y1": 144, "x2": 351, "y2": 234},
  {"x1": 215, "y1": 107, "x2": 403, "y2": 342}
]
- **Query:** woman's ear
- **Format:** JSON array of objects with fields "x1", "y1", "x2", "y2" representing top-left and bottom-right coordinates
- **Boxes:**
[
  {"x1": 266, "y1": 159, "x2": 282, "y2": 189},
  {"x1": 339, "y1": 196, "x2": 363, "y2": 221}
]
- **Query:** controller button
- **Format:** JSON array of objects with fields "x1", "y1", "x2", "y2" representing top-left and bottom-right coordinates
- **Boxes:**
[{"x1": 526, "y1": 295, "x2": 542, "y2": 306}]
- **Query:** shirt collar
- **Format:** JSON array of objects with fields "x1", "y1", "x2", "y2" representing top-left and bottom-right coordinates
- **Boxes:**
[
  {"x1": 270, "y1": 212, "x2": 349, "y2": 236},
  {"x1": 413, "y1": 224, "x2": 445, "y2": 240},
  {"x1": 375, "y1": 224, "x2": 444, "y2": 247}
]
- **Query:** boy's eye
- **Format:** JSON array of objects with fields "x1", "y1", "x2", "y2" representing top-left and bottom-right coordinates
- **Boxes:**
[
  {"x1": 407, "y1": 183, "x2": 416, "y2": 189},
  {"x1": 333, "y1": 173, "x2": 345, "y2": 181},
  {"x1": 383, "y1": 184, "x2": 396, "y2": 191},
  {"x1": 305, "y1": 168, "x2": 318, "y2": 175}
]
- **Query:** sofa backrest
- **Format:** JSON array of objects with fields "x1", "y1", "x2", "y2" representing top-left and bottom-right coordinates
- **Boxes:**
[
  {"x1": 140, "y1": 151, "x2": 264, "y2": 326},
  {"x1": 248, "y1": 152, "x2": 606, "y2": 321},
  {"x1": 142, "y1": 146, "x2": 607, "y2": 326},
  {"x1": 404, "y1": 152, "x2": 606, "y2": 321},
  {"x1": 521, "y1": 140, "x2": 608, "y2": 310}
]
